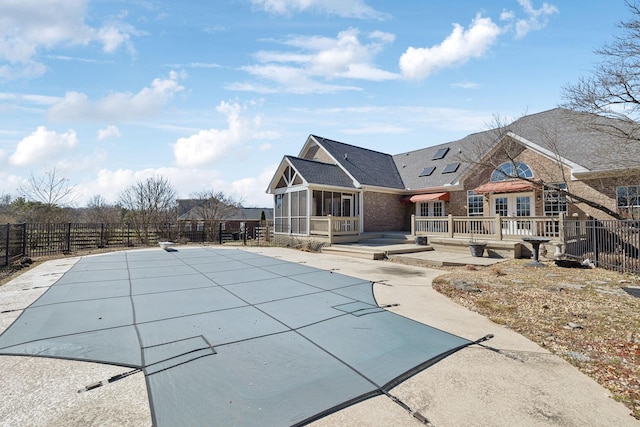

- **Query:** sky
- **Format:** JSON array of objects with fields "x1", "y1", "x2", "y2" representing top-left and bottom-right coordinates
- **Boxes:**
[{"x1": 0, "y1": 0, "x2": 632, "y2": 208}]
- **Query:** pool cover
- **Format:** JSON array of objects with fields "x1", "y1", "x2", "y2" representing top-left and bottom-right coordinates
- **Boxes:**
[{"x1": 0, "y1": 248, "x2": 474, "y2": 426}]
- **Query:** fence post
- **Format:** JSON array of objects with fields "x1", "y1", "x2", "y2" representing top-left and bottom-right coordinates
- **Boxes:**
[
  {"x1": 243, "y1": 223, "x2": 247, "y2": 246},
  {"x1": 100, "y1": 223, "x2": 105, "y2": 248},
  {"x1": 4, "y1": 224, "x2": 9, "y2": 267},
  {"x1": 66, "y1": 223, "x2": 72, "y2": 253},
  {"x1": 448, "y1": 214, "x2": 454, "y2": 238},
  {"x1": 219, "y1": 223, "x2": 223, "y2": 244},
  {"x1": 21, "y1": 223, "x2": 27, "y2": 258},
  {"x1": 127, "y1": 223, "x2": 131, "y2": 247},
  {"x1": 590, "y1": 217, "x2": 599, "y2": 267}
]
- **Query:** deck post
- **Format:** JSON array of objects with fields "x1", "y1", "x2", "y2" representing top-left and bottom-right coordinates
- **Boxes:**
[
  {"x1": 495, "y1": 215, "x2": 503, "y2": 240},
  {"x1": 411, "y1": 214, "x2": 415, "y2": 236},
  {"x1": 448, "y1": 214, "x2": 454, "y2": 238},
  {"x1": 327, "y1": 215, "x2": 333, "y2": 244}
]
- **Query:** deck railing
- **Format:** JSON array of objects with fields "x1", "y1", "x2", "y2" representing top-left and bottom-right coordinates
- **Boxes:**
[
  {"x1": 412, "y1": 214, "x2": 564, "y2": 241},
  {"x1": 309, "y1": 215, "x2": 359, "y2": 238}
]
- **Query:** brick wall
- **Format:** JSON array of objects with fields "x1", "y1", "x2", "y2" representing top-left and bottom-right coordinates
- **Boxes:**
[{"x1": 362, "y1": 191, "x2": 411, "y2": 232}]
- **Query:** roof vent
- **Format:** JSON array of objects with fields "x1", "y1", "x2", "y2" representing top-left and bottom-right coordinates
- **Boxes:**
[{"x1": 344, "y1": 153, "x2": 348, "y2": 160}]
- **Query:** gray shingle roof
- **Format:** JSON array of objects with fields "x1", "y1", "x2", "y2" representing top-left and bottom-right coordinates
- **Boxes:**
[
  {"x1": 287, "y1": 156, "x2": 355, "y2": 188},
  {"x1": 393, "y1": 137, "x2": 474, "y2": 190},
  {"x1": 507, "y1": 108, "x2": 640, "y2": 172},
  {"x1": 311, "y1": 135, "x2": 405, "y2": 189},
  {"x1": 292, "y1": 108, "x2": 639, "y2": 193}
]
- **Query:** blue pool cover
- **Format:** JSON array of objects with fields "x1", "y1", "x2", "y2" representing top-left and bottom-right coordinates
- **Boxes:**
[{"x1": 0, "y1": 248, "x2": 474, "y2": 426}]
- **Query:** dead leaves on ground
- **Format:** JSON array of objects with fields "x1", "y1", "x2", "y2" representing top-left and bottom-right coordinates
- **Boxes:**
[{"x1": 432, "y1": 260, "x2": 640, "y2": 419}]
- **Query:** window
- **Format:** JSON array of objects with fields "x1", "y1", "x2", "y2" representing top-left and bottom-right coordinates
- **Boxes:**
[
  {"x1": 442, "y1": 163, "x2": 460, "y2": 174},
  {"x1": 491, "y1": 162, "x2": 533, "y2": 182},
  {"x1": 419, "y1": 202, "x2": 429, "y2": 217},
  {"x1": 432, "y1": 147, "x2": 449, "y2": 160},
  {"x1": 467, "y1": 190, "x2": 484, "y2": 216},
  {"x1": 617, "y1": 185, "x2": 640, "y2": 208},
  {"x1": 418, "y1": 201, "x2": 445, "y2": 217},
  {"x1": 312, "y1": 190, "x2": 359, "y2": 217},
  {"x1": 544, "y1": 183, "x2": 567, "y2": 216},
  {"x1": 419, "y1": 166, "x2": 436, "y2": 177}
]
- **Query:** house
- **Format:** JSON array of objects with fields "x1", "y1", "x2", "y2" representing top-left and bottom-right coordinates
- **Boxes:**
[
  {"x1": 177, "y1": 199, "x2": 273, "y2": 240},
  {"x1": 266, "y1": 108, "x2": 640, "y2": 246}
]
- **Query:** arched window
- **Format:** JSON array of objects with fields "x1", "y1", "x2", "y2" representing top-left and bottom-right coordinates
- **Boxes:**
[{"x1": 491, "y1": 162, "x2": 533, "y2": 182}]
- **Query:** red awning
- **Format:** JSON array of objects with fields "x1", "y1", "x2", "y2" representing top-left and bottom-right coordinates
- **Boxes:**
[
  {"x1": 401, "y1": 192, "x2": 450, "y2": 204},
  {"x1": 473, "y1": 180, "x2": 534, "y2": 194}
]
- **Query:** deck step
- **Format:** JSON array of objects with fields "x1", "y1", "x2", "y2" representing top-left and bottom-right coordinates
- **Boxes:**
[{"x1": 321, "y1": 242, "x2": 433, "y2": 260}]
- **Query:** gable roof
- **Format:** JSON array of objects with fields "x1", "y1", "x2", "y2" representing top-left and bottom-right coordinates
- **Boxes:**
[
  {"x1": 310, "y1": 135, "x2": 405, "y2": 189},
  {"x1": 270, "y1": 108, "x2": 640, "y2": 196},
  {"x1": 506, "y1": 108, "x2": 640, "y2": 173},
  {"x1": 287, "y1": 156, "x2": 356, "y2": 188}
]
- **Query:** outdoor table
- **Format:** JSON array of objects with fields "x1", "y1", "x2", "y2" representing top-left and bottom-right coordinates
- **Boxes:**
[{"x1": 522, "y1": 236, "x2": 550, "y2": 267}]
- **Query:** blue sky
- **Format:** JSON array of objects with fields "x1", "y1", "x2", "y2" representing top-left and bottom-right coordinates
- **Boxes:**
[{"x1": 0, "y1": 0, "x2": 630, "y2": 207}]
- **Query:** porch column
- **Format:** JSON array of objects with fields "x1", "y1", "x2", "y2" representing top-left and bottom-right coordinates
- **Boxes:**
[
  {"x1": 495, "y1": 215, "x2": 503, "y2": 240},
  {"x1": 327, "y1": 215, "x2": 334, "y2": 244},
  {"x1": 411, "y1": 214, "x2": 415, "y2": 236}
]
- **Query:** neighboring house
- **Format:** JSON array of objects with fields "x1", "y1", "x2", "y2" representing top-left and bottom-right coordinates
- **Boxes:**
[
  {"x1": 266, "y1": 108, "x2": 640, "y2": 243},
  {"x1": 177, "y1": 199, "x2": 273, "y2": 239}
]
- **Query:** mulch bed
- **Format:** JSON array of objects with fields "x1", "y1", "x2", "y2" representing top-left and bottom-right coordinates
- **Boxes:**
[{"x1": 430, "y1": 259, "x2": 640, "y2": 420}]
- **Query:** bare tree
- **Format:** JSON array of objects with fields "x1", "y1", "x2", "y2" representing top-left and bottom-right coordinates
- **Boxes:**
[
  {"x1": 82, "y1": 195, "x2": 122, "y2": 224},
  {"x1": 562, "y1": 0, "x2": 640, "y2": 178},
  {"x1": 0, "y1": 193, "x2": 13, "y2": 223},
  {"x1": 119, "y1": 175, "x2": 177, "y2": 243},
  {"x1": 187, "y1": 190, "x2": 243, "y2": 241},
  {"x1": 563, "y1": 1, "x2": 640, "y2": 122},
  {"x1": 460, "y1": 114, "x2": 630, "y2": 219},
  {"x1": 18, "y1": 167, "x2": 77, "y2": 223}
]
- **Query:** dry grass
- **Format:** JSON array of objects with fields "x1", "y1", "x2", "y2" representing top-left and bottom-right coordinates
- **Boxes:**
[{"x1": 431, "y1": 259, "x2": 640, "y2": 419}]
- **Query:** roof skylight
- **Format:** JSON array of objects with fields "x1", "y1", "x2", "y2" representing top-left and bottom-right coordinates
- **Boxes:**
[
  {"x1": 419, "y1": 166, "x2": 436, "y2": 177},
  {"x1": 442, "y1": 163, "x2": 460, "y2": 174},
  {"x1": 432, "y1": 147, "x2": 449, "y2": 160}
]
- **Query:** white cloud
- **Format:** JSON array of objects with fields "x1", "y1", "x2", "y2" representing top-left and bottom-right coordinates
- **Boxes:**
[
  {"x1": 451, "y1": 80, "x2": 481, "y2": 89},
  {"x1": 500, "y1": 0, "x2": 559, "y2": 39},
  {"x1": 250, "y1": 0, "x2": 388, "y2": 20},
  {"x1": 75, "y1": 165, "x2": 274, "y2": 207},
  {"x1": 0, "y1": 0, "x2": 138, "y2": 78},
  {"x1": 172, "y1": 101, "x2": 278, "y2": 168},
  {"x1": 232, "y1": 28, "x2": 397, "y2": 94},
  {"x1": 48, "y1": 71, "x2": 184, "y2": 121},
  {"x1": 513, "y1": 0, "x2": 559, "y2": 39},
  {"x1": 97, "y1": 125, "x2": 121, "y2": 141},
  {"x1": 342, "y1": 124, "x2": 408, "y2": 135},
  {"x1": 399, "y1": 14, "x2": 502, "y2": 80},
  {"x1": 9, "y1": 126, "x2": 78, "y2": 166}
]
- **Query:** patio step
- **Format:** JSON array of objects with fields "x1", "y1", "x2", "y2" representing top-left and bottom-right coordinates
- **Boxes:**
[
  {"x1": 321, "y1": 242, "x2": 433, "y2": 260},
  {"x1": 427, "y1": 237, "x2": 524, "y2": 259}
]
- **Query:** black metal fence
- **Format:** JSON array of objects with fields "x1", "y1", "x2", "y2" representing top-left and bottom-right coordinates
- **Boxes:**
[
  {"x1": 1, "y1": 222, "x2": 275, "y2": 267},
  {"x1": 563, "y1": 218, "x2": 640, "y2": 274},
  {"x1": 1, "y1": 223, "x2": 27, "y2": 267}
]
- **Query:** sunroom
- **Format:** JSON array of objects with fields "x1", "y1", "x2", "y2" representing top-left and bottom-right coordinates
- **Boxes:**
[{"x1": 268, "y1": 157, "x2": 362, "y2": 240}]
